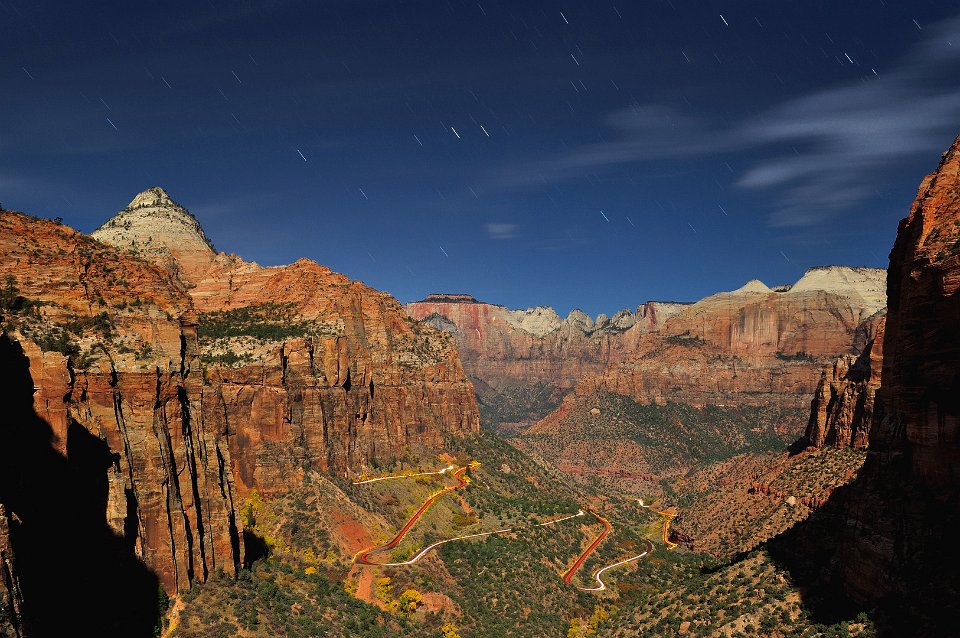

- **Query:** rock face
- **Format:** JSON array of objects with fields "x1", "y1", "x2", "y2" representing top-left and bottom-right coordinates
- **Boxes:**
[
  {"x1": 805, "y1": 313, "x2": 885, "y2": 449},
  {"x1": 0, "y1": 211, "x2": 239, "y2": 632},
  {"x1": 660, "y1": 266, "x2": 886, "y2": 357},
  {"x1": 91, "y1": 186, "x2": 216, "y2": 283},
  {"x1": 0, "y1": 188, "x2": 480, "y2": 629},
  {"x1": 405, "y1": 295, "x2": 687, "y2": 427},
  {"x1": 93, "y1": 190, "x2": 480, "y2": 494},
  {"x1": 838, "y1": 135, "x2": 960, "y2": 622},
  {"x1": 577, "y1": 267, "x2": 887, "y2": 412}
]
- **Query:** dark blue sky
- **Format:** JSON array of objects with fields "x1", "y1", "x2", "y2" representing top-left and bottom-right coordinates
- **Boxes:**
[{"x1": 2, "y1": 1, "x2": 959, "y2": 316}]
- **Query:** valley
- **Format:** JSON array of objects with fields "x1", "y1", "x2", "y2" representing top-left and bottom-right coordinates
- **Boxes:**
[{"x1": 2, "y1": 135, "x2": 959, "y2": 637}]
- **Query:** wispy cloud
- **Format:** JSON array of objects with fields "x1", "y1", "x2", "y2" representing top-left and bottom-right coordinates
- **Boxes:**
[
  {"x1": 496, "y1": 13, "x2": 960, "y2": 227},
  {"x1": 739, "y1": 14, "x2": 960, "y2": 226},
  {"x1": 485, "y1": 222, "x2": 519, "y2": 239}
]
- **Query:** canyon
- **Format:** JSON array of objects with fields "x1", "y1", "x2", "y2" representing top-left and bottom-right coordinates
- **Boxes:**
[
  {"x1": 1, "y1": 128, "x2": 958, "y2": 635},
  {"x1": 406, "y1": 294, "x2": 687, "y2": 428},
  {"x1": 411, "y1": 267, "x2": 886, "y2": 436}
]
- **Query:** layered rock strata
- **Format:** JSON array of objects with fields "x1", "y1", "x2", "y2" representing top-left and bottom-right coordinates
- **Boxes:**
[
  {"x1": 93, "y1": 190, "x2": 480, "y2": 494},
  {"x1": 839, "y1": 135, "x2": 960, "y2": 620},
  {"x1": 0, "y1": 187, "x2": 481, "y2": 622},
  {"x1": 571, "y1": 266, "x2": 886, "y2": 413},
  {"x1": 0, "y1": 211, "x2": 240, "y2": 632},
  {"x1": 406, "y1": 294, "x2": 687, "y2": 426},
  {"x1": 805, "y1": 313, "x2": 885, "y2": 449}
]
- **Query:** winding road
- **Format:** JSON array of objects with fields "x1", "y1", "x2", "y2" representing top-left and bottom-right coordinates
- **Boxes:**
[
  {"x1": 352, "y1": 464, "x2": 457, "y2": 485},
  {"x1": 577, "y1": 539, "x2": 654, "y2": 592},
  {"x1": 562, "y1": 511, "x2": 611, "y2": 585},
  {"x1": 351, "y1": 462, "x2": 678, "y2": 593},
  {"x1": 357, "y1": 509, "x2": 586, "y2": 567},
  {"x1": 638, "y1": 499, "x2": 678, "y2": 549},
  {"x1": 355, "y1": 464, "x2": 472, "y2": 565}
]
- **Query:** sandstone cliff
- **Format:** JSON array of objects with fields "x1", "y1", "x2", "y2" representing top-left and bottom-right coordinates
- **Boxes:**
[
  {"x1": 0, "y1": 211, "x2": 239, "y2": 632},
  {"x1": 574, "y1": 266, "x2": 886, "y2": 412},
  {"x1": 837, "y1": 135, "x2": 960, "y2": 628},
  {"x1": 92, "y1": 190, "x2": 480, "y2": 494},
  {"x1": 805, "y1": 313, "x2": 885, "y2": 450},
  {"x1": 405, "y1": 294, "x2": 687, "y2": 427},
  {"x1": 0, "y1": 189, "x2": 481, "y2": 631}
]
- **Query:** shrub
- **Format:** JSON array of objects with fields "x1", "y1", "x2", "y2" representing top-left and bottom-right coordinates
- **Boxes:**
[{"x1": 397, "y1": 589, "x2": 423, "y2": 616}]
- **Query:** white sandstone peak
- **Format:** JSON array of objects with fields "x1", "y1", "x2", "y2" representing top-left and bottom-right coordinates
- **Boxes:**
[{"x1": 732, "y1": 279, "x2": 772, "y2": 294}]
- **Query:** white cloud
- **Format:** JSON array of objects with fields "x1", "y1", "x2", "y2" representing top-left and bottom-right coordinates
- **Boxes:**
[
  {"x1": 495, "y1": 12, "x2": 960, "y2": 227},
  {"x1": 485, "y1": 222, "x2": 519, "y2": 239}
]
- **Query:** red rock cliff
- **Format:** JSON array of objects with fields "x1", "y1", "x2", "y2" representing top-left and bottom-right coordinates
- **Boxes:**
[
  {"x1": 805, "y1": 313, "x2": 885, "y2": 449},
  {"x1": 0, "y1": 211, "x2": 240, "y2": 633},
  {"x1": 93, "y1": 190, "x2": 480, "y2": 494},
  {"x1": 839, "y1": 135, "x2": 960, "y2": 620},
  {"x1": 405, "y1": 296, "x2": 686, "y2": 426},
  {"x1": 577, "y1": 268, "x2": 886, "y2": 412}
]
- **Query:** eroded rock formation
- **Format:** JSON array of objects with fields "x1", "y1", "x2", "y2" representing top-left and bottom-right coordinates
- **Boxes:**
[
  {"x1": 92, "y1": 190, "x2": 480, "y2": 494},
  {"x1": 0, "y1": 188, "x2": 480, "y2": 622},
  {"x1": 0, "y1": 211, "x2": 237, "y2": 632},
  {"x1": 571, "y1": 266, "x2": 886, "y2": 413},
  {"x1": 805, "y1": 313, "x2": 885, "y2": 449},
  {"x1": 406, "y1": 294, "x2": 687, "y2": 426},
  {"x1": 838, "y1": 135, "x2": 960, "y2": 624}
]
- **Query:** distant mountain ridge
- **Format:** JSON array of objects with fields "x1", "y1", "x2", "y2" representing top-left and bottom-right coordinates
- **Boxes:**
[
  {"x1": 408, "y1": 266, "x2": 886, "y2": 430},
  {"x1": 406, "y1": 295, "x2": 688, "y2": 428}
]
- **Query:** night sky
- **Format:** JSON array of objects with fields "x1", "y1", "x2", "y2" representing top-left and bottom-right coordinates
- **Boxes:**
[{"x1": 3, "y1": 1, "x2": 959, "y2": 316}]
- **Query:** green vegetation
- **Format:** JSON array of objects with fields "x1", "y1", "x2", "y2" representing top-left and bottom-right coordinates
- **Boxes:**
[
  {"x1": 34, "y1": 326, "x2": 81, "y2": 357},
  {"x1": 775, "y1": 350, "x2": 817, "y2": 362},
  {"x1": 665, "y1": 331, "x2": 706, "y2": 346},
  {"x1": 172, "y1": 563, "x2": 430, "y2": 638},
  {"x1": 198, "y1": 303, "x2": 315, "y2": 341},
  {"x1": 518, "y1": 392, "x2": 801, "y2": 498},
  {"x1": 604, "y1": 549, "x2": 876, "y2": 637},
  {"x1": 1, "y1": 275, "x2": 40, "y2": 317},
  {"x1": 63, "y1": 311, "x2": 115, "y2": 339},
  {"x1": 474, "y1": 379, "x2": 565, "y2": 433},
  {"x1": 200, "y1": 351, "x2": 254, "y2": 366}
]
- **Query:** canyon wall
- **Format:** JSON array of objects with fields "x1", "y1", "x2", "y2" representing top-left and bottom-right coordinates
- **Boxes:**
[
  {"x1": 406, "y1": 293, "x2": 687, "y2": 426},
  {"x1": 93, "y1": 189, "x2": 480, "y2": 494},
  {"x1": 0, "y1": 187, "x2": 480, "y2": 631},
  {"x1": 838, "y1": 135, "x2": 960, "y2": 623},
  {"x1": 805, "y1": 313, "x2": 885, "y2": 450},
  {"x1": 412, "y1": 267, "x2": 886, "y2": 435},
  {"x1": 0, "y1": 212, "x2": 239, "y2": 632},
  {"x1": 570, "y1": 267, "x2": 886, "y2": 412}
]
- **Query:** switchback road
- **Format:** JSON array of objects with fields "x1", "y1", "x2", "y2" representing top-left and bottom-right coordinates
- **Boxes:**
[
  {"x1": 355, "y1": 465, "x2": 472, "y2": 565},
  {"x1": 562, "y1": 512, "x2": 611, "y2": 585}
]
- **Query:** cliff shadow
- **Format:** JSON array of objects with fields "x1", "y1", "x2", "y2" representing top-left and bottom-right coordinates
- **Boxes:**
[
  {"x1": 765, "y1": 462, "x2": 959, "y2": 637},
  {"x1": 0, "y1": 334, "x2": 161, "y2": 637},
  {"x1": 765, "y1": 480, "x2": 867, "y2": 624}
]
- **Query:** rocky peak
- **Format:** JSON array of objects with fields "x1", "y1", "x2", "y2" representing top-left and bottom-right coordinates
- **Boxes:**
[
  {"x1": 609, "y1": 308, "x2": 637, "y2": 331},
  {"x1": 127, "y1": 186, "x2": 177, "y2": 209},
  {"x1": 786, "y1": 266, "x2": 886, "y2": 308},
  {"x1": 503, "y1": 305, "x2": 562, "y2": 337},
  {"x1": 419, "y1": 293, "x2": 481, "y2": 304},
  {"x1": 565, "y1": 309, "x2": 594, "y2": 331},
  {"x1": 733, "y1": 279, "x2": 772, "y2": 294},
  {"x1": 91, "y1": 187, "x2": 216, "y2": 283}
]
